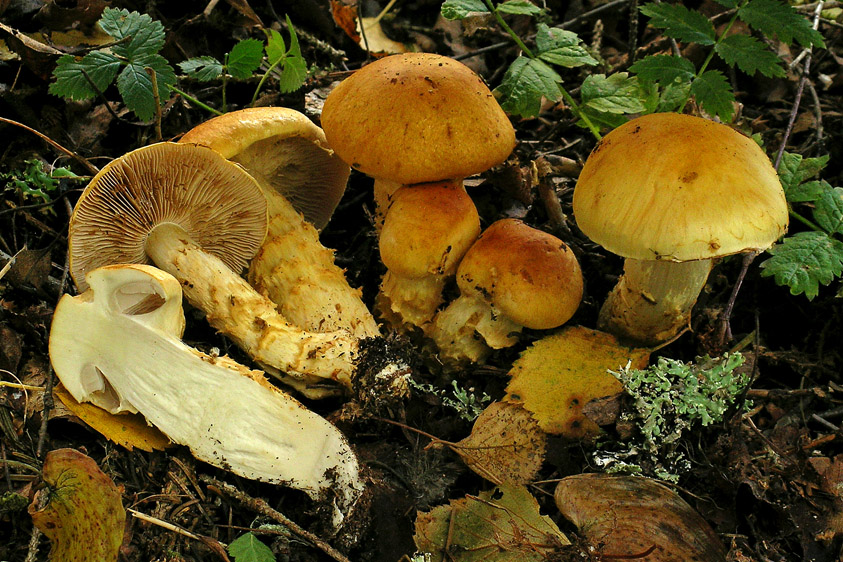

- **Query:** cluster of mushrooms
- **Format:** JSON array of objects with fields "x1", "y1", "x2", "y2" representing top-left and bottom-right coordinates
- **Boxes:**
[{"x1": 47, "y1": 52, "x2": 789, "y2": 529}]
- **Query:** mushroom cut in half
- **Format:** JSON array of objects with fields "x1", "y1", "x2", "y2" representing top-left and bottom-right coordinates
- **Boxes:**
[
  {"x1": 180, "y1": 107, "x2": 378, "y2": 339},
  {"x1": 573, "y1": 113, "x2": 788, "y2": 346},
  {"x1": 429, "y1": 219, "x2": 584, "y2": 363}
]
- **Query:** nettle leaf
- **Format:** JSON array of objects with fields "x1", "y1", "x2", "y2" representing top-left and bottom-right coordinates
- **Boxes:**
[
  {"x1": 535, "y1": 24, "x2": 598, "y2": 68},
  {"x1": 228, "y1": 532, "x2": 275, "y2": 562},
  {"x1": 689, "y1": 70, "x2": 734, "y2": 121},
  {"x1": 639, "y1": 2, "x2": 716, "y2": 46},
  {"x1": 50, "y1": 52, "x2": 122, "y2": 100},
  {"x1": 629, "y1": 54, "x2": 696, "y2": 84},
  {"x1": 116, "y1": 54, "x2": 176, "y2": 121},
  {"x1": 441, "y1": 0, "x2": 490, "y2": 19},
  {"x1": 581, "y1": 73, "x2": 647, "y2": 114},
  {"x1": 178, "y1": 56, "x2": 223, "y2": 82},
  {"x1": 814, "y1": 187, "x2": 843, "y2": 236},
  {"x1": 227, "y1": 38, "x2": 264, "y2": 80},
  {"x1": 714, "y1": 34, "x2": 785, "y2": 78},
  {"x1": 497, "y1": 0, "x2": 543, "y2": 16},
  {"x1": 778, "y1": 152, "x2": 829, "y2": 196},
  {"x1": 99, "y1": 7, "x2": 165, "y2": 59},
  {"x1": 494, "y1": 56, "x2": 562, "y2": 118},
  {"x1": 761, "y1": 231, "x2": 843, "y2": 299},
  {"x1": 738, "y1": 0, "x2": 825, "y2": 48}
]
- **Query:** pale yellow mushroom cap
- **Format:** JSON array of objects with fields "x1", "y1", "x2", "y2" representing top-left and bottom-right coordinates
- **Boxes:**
[
  {"x1": 321, "y1": 53, "x2": 516, "y2": 185},
  {"x1": 457, "y1": 219, "x2": 584, "y2": 330},
  {"x1": 573, "y1": 113, "x2": 789, "y2": 262}
]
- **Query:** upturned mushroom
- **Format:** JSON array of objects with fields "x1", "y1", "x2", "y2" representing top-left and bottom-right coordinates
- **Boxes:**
[
  {"x1": 68, "y1": 142, "x2": 407, "y2": 398},
  {"x1": 49, "y1": 263, "x2": 363, "y2": 527},
  {"x1": 429, "y1": 218, "x2": 584, "y2": 363},
  {"x1": 573, "y1": 113, "x2": 789, "y2": 346}
]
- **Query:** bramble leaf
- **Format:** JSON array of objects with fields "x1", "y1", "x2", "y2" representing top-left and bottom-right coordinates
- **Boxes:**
[
  {"x1": 494, "y1": 56, "x2": 562, "y2": 118},
  {"x1": 228, "y1": 532, "x2": 275, "y2": 562},
  {"x1": 535, "y1": 24, "x2": 598, "y2": 68},
  {"x1": 629, "y1": 54, "x2": 695, "y2": 84},
  {"x1": 738, "y1": 0, "x2": 825, "y2": 48},
  {"x1": 761, "y1": 231, "x2": 843, "y2": 299},
  {"x1": 99, "y1": 7, "x2": 166, "y2": 59},
  {"x1": 714, "y1": 34, "x2": 785, "y2": 77},
  {"x1": 498, "y1": 0, "x2": 544, "y2": 15},
  {"x1": 441, "y1": 0, "x2": 489, "y2": 19},
  {"x1": 580, "y1": 73, "x2": 647, "y2": 114},
  {"x1": 639, "y1": 2, "x2": 716, "y2": 46},
  {"x1": 226, "y1": 38, "x2": 264, "y2": 79},
  {"x1": 814, "y1": 188, "x2": 843, "y2": 236},
  {"x1": 50, "y1": 52, "x2": 121, "y2": 100},
  {"x1": 178, "y1": 56, "x2": 223, "y2": 82},
  {"x1": 689, "y1": 69, "x2": 734, "y2": 121},
  {"x1": 117, "y1": 54, "x2": 176, "y2": 121}
]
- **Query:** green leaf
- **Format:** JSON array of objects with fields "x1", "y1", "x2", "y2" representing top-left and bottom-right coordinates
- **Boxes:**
[
  {"x1": 178, "y1": 56, "x2": 223, "y2": 81},
  {"x1": 494, "y1": 56, "x2": 562, "y2": 118},
  {"x1": 116, "y1": 54, "x2": 176, "y2": 121},
  {"x1": 629, "y1": 54, "x2": 696, "y2": 84},
  {"x1": 814, "y1": 187, "x2": 843, "y2": 236},
  {"x1": 789, "y1": 180, "x2": 833, "y2": 203},
  {"x1": 689, "y1": 70, "x2": 735, "y2": 121},
  {"x1": 580, "y1": 73, "x2": 647, "y2": 114},
  {"x1": 98, "y1": 7, "x2": 166, "y2": 59},
  {"x1": 577, "y1": 108, "x2": 630, "y2": 131},
  {"x1": 228, "y1": 532, "x2": 275, "y2": 562},
  {"x1": 778, "y1": 152, "x2": 829, "y2": 196},
  {"x1": 441, "y1": 0, "x2": 490, "y2": 19},
  {"x1": 497, "y1": 0, "x2": 543, "y2": 15},
  {"x1": 227, "y1": 38, "x2": 264, "y2": 80},
  {"x1": 761, "y1": 231, "x2": 843, "y2": 299},
  {"x1": 535, "y1": 24, "x2": 598, "y2": 68},
  {"x1": 265, "y1": 29, "x2": 286, "y2": 65},
  {"x1": 49, "y1": 52, "x2": 122, "y2": 100},
  {"x1": 277, "y1": 17, "x2": 307, "y2": 93},
  {"x1": 738, "y1": 0, "x2": 825, "y2": 48},
  {"x1": 714, "y1": 34, "x2": 785, "y2": 78},
  {"x1": 639, "y1": 2, "x2": 716, "y2": 46}
]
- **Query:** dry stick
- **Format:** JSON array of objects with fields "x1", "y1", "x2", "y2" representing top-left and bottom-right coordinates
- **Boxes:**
[
  {"x1": 200, "y1": 475, "x2": 352, "y2": 562},
  {"x1": 129, "y1": 508, "x2": 231, "y2": 561},
  {"x1": 0, "y1": 117, "x2": 99, "y2": 175}
]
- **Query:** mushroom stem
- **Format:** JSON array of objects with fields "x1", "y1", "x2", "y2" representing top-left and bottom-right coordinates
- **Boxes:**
[
  {"x1": 378, "y1": 271, "x2": 448, "y2": 329},
  {"x1": 144, "y1": 222, "x2": 360, "y2": 388},
  {"x1": 598, "y1": 258, "x2": 713, "y2": 346},
  {"x1": 427, "y1": 294, "x2": 514, "y2": 364}
]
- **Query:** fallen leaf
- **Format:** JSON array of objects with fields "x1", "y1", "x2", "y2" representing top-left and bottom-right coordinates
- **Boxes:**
[
  {"x1": 5, "y1": 247, "x2": 52, "y2": 292},
  {"x1": 356, "y1": 17, "x2": 407, "y2": 56},
  {"x1": 29, "y1": 448, "x2": 126, "y2": 561},
  {"x1": 330, "y1": 0, "x2": 359, "y2": 42},
  {"x1": 450, "y1": 401, "x2": 546, "y2": 485},
  {"x1": 415, "y1": 484, "x2": 569, "y2": 561},
  {"x1": 555, "y1": 474, "x2": 727, "y2": 562},
  {"x1": 222, "y1": 0, "x2": 263, "y2": 27},
  {"x1": 54, "y1": 383, "x2": 172, "y2": 452},
  {"x1": 504, "y1": 325, "x2": 649, "y2": 438}
]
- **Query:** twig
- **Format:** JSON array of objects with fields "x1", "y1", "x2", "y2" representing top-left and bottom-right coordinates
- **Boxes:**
[
  {"x1": 200, "y1": 475, "x2": 352, "y2": 562},
  {"x1": 716, "y1": 251, "x2": 758, "y2": 348},
  {"x1": 129, "y1": 508, "x2": 230, "y2": 561},
  {"x1": 146, "y1": 67, "x2": 163, "y2": 142},
  {"x1": 0, "y1": 117, "x2": 99, "y2": 175}
]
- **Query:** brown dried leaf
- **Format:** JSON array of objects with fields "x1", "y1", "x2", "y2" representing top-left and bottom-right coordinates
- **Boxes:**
[
  {"x1": 6, "y1": 247, "x2": 52, "y2": 292},
  {"x1": 450, "y1": 401, "x2": 545, "y2": 485},
  {"x1": 555, "y1": 474, "x2": 727, "y2": 562},
  {"x1": 222, "y1": 0, "x2": 263, "y2": 27},
  {"x1": 29, "y1": 448, "x2": 126, "y2": 561}
]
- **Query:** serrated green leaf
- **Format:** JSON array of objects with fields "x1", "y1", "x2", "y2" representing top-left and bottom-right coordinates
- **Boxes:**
[
  {"x1": 265, "y1": 29, "x2": 286, "y2": 65},
  {"x1": 761, "y1": 231, "x2": 843, "y2": 299},
  {"x1": 577, "y1": 107, "x2": 630, "y2": 131},
  {"x1": 227, "y1": 38, "x2": 264, "y2": 80},
  {"x1": 178, "y1": 56, "x2": 223, "y2": 81},
  {"x1": 581, "y1": 73, "x2": 647, "y2": 114},
  {"x1": 494, "y1": 56, "x2": 562, "y2": 118},
  {"x1": 441, "y1": 0, "x2": 489, "y2": 19},
  {"x1": 49, "y1": 52, "x2": 122, "y2": 100},
  {"x1": 778, "y1": 151, "x2": 830, "y2": 200},
  {"x1": 689, "y1": 70, "x2": 734, "y2": 121},
  {"x1": 116, "y1": 54, "x2": 176, "y2": 121},
  {"x1": 738, "y1": 0, "x2": 825, "y2": 48},
  {"x1": 629, "y1": 54, "x2": 696, "y2": 84},
  {"x1": 497, "y1": 0, "x2": 543, "y2": 15},
  {"x1": 639, "y1": 2, "x2": 716, "y2": 46},
  {"x1": 814, "y1": 187, "x2": 843, "y2": 236},
  {"x1": 228, "y1": 532, "x2": 275, "y2": 562},
  {"x1": 789, "y1": 180, "x2": 833, "y2": 203},
  {"x1": 714, "y1": 34, "x2": 785, "y2": 77},
  {"x1": 658, "y1": 80, "x2": 691, "y2": 112},
  {"x1": 277, "y1": 17, "x2": 307, "y2": 93},
  {"x1": 535, "y1": 24, "x2": 598, "y2": 68},
  {"x1": 99, "y1": 7, "x2": 166, "y2": 59}
]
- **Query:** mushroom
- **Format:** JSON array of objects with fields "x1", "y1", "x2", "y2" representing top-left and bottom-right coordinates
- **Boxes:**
[
  {"x1": 320, "y1": 53, "x2": 516, "y2": 328},
  {"x1": 179, "y1": 107, "x2": 379, "y2": 339},
  {"x1": 573, "y1": 113, "x2": 789, "y2": 346},
  {"x1": 49, "y1": 263, "x2": 363, "y2": 527},
  {"x1": 68, "y1": 142, "x2": 406, "y2": 397},
  {"x1": 429, "y1": 218, "x2": 584, "y2": 363}
]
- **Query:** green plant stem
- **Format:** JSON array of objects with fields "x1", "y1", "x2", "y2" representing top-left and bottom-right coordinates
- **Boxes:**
[
  {"x1": 789, "y1": 207, "x2": 825, "y2": 233},
  {"x1": 560, "y1": 89, "x2": 602, "y2": 140},
  {"x1": 170, "y1": 87, "x2": 224, "y2": 116},
  {"x1": 483, "y1": 0, "x2": 534, "y2": 57},
  {"x1": 250, "y1": 57, "x2": 285, "y2": 107}
]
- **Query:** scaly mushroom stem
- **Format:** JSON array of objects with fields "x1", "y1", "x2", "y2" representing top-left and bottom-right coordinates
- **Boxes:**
[
  {"x1": 428, "y1": 294, "x2": 518, "y2": 363},
  {"x1": 145, "y1": 222, "x2": 360, "y2": 389},
  {"x1": 598, "y1": 258, "x2": 713, "y2": 346},
  {"x1": 378, "y1": 271, "x2": 448, "y2": 329}
]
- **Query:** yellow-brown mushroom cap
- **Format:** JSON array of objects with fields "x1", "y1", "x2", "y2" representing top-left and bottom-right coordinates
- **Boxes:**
[
  {"x1": 179, "y1": 107, "x2": 350, "y2": 229},
  {"x1": 379, "y1": 180, "x2": 481, "y2": 278},
  {"x1": 321, "y1": 53, "x2": 516, "y2": 185},
  {"x1": 69, "y1": 142, "x2": 267, "y2": 291},
  {"x1": 457, "y1": 219, "x2": 584, "y2": 330},
  {"x1": 573, "y1": 113, "x2": 789, "y2": 262}
]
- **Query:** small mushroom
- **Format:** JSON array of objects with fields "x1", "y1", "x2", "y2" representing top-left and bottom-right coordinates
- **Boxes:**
[
  {"x1": 429, "y1": 219, "x2": 583, "y2": 363},
  {"x1": 573, "y1": 113, "x2": 789, "y2": 346},
  {"x1": 49, "y1": 263, "x2": 363, "y2": 527}
]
